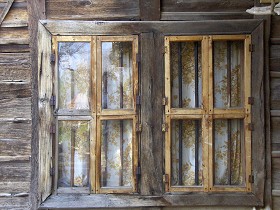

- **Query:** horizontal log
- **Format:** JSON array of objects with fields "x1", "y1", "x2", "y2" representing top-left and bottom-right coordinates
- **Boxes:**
[
  {"x1": 273, "y1": 190, "x2": 280, "y2": 196},
  {"x1": 270, "y1": 58, "x2": 280, "y2": 72},
  {"x1": 0, "y1": 7, "x2": 28, "y2": 28},
  {"x1": 0, "y1": 44, "x2": 29, "y2": 53},
  {"x1": 0, "y1": 182, "x2": 30, "y2": 193},
  {"x1": 271, "y1": 16, "x2": 280, "y2": 39},
  {"x1": 270, "y1": 71, "x2": 280, "y2": 78},
  {"x1": 161, "y1": 12, "x2": 252, "y2": 21},
  {"x1": 41, "y1": 20, "x2": 262, "y2": 36},
  {"x1": 271, "y1": 38, "x2": 280, "y2": 45},
  {"x1": 46, "y1": 0, "x2": 139, "y2": 20},
  {"x1": 272, "y1": 151, "x2": 280, "y2": 158},
  {"x1": 271, "y1": 117, "x2": 280, "y2": 144},
  {"x1": 271, "y1": 78, "x2": 280, "y2": 110},
  {"x1": 0, "y1": 160, "x2": 30, "y2": 182},
  {"x1": 270, "y1": 45, "x2": 280, "y2": 59},
  {"x1": 0, "y1": 197, "x2": 29, "y2": 209},
  {"x1": 0, "y1": 26, "x2": 29, "y2": 44},
  {"x1": 0, "y1": 155, "x2": 29, "y2": 162},
  {"x1": 0, "y1": 53, "x2": 31, "y2": 81},
  {"x1": 161, "y1": 0, "x2": 254, "y2": 12},
  {"x1": 272, "y1": 157, "x2": 280, "y2": 190}
]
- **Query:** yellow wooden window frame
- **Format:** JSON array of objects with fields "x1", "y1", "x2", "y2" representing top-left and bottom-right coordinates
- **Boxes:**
[
  {"x1": 52, "y1": 35, "x2": 139, "y2": 194},
  {"x1": 164, "y1": 35, "x2": 252, "y2": 193}
]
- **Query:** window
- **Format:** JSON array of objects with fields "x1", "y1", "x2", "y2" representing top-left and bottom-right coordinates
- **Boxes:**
[
  {"x1": 52, "y1": 36, "x2": 139, "y2": 194},
  {"x1": 164, "y1": 35, "x2": 252, "y2": 192}
]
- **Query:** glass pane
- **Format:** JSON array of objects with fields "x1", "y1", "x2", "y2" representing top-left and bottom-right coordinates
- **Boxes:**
[
  {"x1": 214, "y1": 119, "x2": 244, "y2": 186},
  {"x1": 58, "y1": 42, "x2": 91, "y2": 110},
  {"x1": 170, "y1": 41, "x2": 202, "y2": 109},
  {"x1": 171, "y1": 119, "x2": 202, "y2": 186},
  {"x1": 58, "y1": 121, "x2": 90, "y2": 187},
  {"x1": 101, "y1": 119, "x2": 133, "y2": 187},
  {"x1": 102, "y1": 42, "x2": 133, "y2": 110},
  {"x1": 214, "y1": 41, "x2": 244, "y2": 108}
]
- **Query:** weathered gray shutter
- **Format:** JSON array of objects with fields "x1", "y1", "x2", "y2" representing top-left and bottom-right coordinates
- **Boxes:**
[{"x1": 37, "y1": 23, "x2": 53, "y2": 202}]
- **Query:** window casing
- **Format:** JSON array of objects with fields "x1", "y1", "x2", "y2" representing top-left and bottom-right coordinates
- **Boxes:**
[
  {"x1": 52, "y1": 36, "x2": 139, "y2": 194},
  {"x1": 164, "y1": 35, "x2": 252, "y2": 192}
]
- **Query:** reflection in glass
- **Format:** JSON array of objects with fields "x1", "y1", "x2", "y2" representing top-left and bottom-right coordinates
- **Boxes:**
[
  {"x1": 171, "y1": 119, "x2": 202, "y2": 186},
  {"x1": 214, "y1": 119, "x2": 244, "y2": 186},
  {"x1": 102, "y1": 42, "x2": 133, "y2": 110},
  {"x1": 170, "y1": 41, "x2": 202, "y2": 109},
  {"x1": 58, "y1": 121, "x2": 90, "y2": 187},
  {"x1": 101, "y1": 119, "x2": 133, "y2": 187},
  {"x1": 214, "y1": 41, "x2": 244, "y2": 108},
  {"x1": 58, "y1": 42, "x2": 91, "y2": 110}
]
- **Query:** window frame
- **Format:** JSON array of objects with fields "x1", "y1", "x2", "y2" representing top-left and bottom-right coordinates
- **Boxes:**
[{"x1": 35, "y1": 20, "x2": 266, "y2": 209}]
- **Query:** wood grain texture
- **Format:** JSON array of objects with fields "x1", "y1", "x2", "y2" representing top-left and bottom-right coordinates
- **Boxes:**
[
  {"x1": 0, "y1": 0, "x2": 14, "y2": 26},
  {"x1": 139, "y1": 0, "x2": 160, "y2": 21},
  {"x1": 0, "y1": 182, "x2": 30, "y2": 193},
  {"x1": 161, "y1": 0, "x2": 254, "y2": 12},
  {"x1": 0, "y1": 197, "x2": 29, "y2": 209},
  {"x1": 0, "y1": 6, "x2": 27, "y2": 27},
  {"x1": 46, "y1": 0, "x2": 139, "y2": 20},
  {"x1": 273, "y1": 197, "x2": 280, "y2": 210},
  {"x1": 271, "y1": 16, "x2": 280, "y2": 39},
  {"x1": 0, "y1": 160, "x2": 30, "y2": 182},
  {"x1": 140, "y1": 32, "x2": 164, "y2": 195},
  {"x1": 272, "y1": 158, "x2": 280, "y2": 189},
  {"x1": 271, "y1": 78, "x2": 280, "y2": 110},
  {"x1": 0, "y1": 27, "x2": 29, "y2": 45},
  {"x1": 0, "y1": 53, "x2": 30, "y2": 81}
]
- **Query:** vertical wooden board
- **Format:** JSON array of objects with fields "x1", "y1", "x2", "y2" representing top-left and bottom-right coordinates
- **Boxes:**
[
  {"x1": 271, "y1": 78, "x2": 280, "y2": 110},
  {"x1": 251, "y1": 23, "x2": 265, "y2": 203},
  {"x1": 161, "y1": 0, "x2": 254, "y2": 12},
  {"x1": 46, "y1": 0, "x2": 140, "y2": 20},
  {"x1": 140, "y1": 32, "x2": 164, "y2": 195},
  {"x1": 37, "y1": 23, "x2": 53, "y2": 202},
  {"x1": 139, "y1": 0, "x2": 160, "y2": 21},
  {"x1": 271, "y1": 117, "x2": 280, "y2": 144},
  {"x1": 272, "y1": 158, "x2": 280, "y2": 189}
]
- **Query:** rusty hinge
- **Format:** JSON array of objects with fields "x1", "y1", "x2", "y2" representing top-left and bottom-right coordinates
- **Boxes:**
[
  {"x1": 50, "y1": 124, "x2": 56, "y2": 134},
  {"x1": 249, "y1": 44, "x2": 255, "y2": 52},
  {"x1": 136, "y1": 123, "x2": 142, "y2": 132},
  {"x1": 162, "y1": 123, "x2": 168, "y2": 132},
  {"x1": 136, "y1": 95, "x2": 141, "y2": 105},
  {"x1": 249, "y1": 175, "x2": 254, "y2": 183},
  {"x1": 248, "y1": 123, "x2": 254, "y2": 131},
  {"x1": 162, "y1": 97, "x2": 168, "y2": 106},
  {"x1": 248, "y1": 97, "x2": 254, "y2": 105},
  {"x1": 50, "y1": 95, "x2": 56, "y2": 107},
  {"x1": 136, "y1": 53, "x2": 141, "y2": 63},
  {"x1": 50, "y1": 53, "x2": 56, "y2": 63},
  {"x1": 163, "y1": 174, "x2": 169, "y2": 183},
  {"x1": 50, "y1": 167, "x2": 55, "y2": 176}
]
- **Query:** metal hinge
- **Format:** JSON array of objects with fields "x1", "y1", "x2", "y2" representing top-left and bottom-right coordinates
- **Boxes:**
[
  {"x1": 249, "y1": 44, "x2": 255, "y2": 52},
  {"x1": 162, "y1": 97, "x2": 168, "y2": 106},
  {"x1": 50, "y1": 95, "x2": 56, "y2": 107},
  {"x1": 248, "y1": 97, "x2": 254, "y2": 105},
  {"x1": 50, "y1": 167, "x2": 55, "y2": 176},
  {"x1": 162, "y1": 123, "x2": 168, "y2": 132},
  {"x1": 136, "y1": 123, "x2": 142, "y2": 132},
  {"x1": 248, "y1": 123, "x2": 254, "y2": 131},
  {"x1": 50, "y1": 53, "x2": 56, "y2": 63},
  {"x1": 249, "y1": 175, "x2": 254, "y2": 183},
  {"x1": 50, "y1": 124, "x2": 56, "y2": 134},
  {"x1": 163, "y1": 174, "x2": 169, "y2": 183},
  {"x1": 136, "y1": 53, "x2": 141, "y2": 63},
  {"x1": 136, "y1": 95, "x2": 141, "y2": 105}
]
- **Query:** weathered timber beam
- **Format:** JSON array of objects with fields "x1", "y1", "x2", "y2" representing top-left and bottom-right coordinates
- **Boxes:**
[{"x1": 0, "y1": 0, "x2": 14, "y2": 26}]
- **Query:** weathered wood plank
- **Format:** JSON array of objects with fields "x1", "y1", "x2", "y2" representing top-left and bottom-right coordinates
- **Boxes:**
[
  {"x1": 161, "y1": 12, "x2": 252, "y2": 21},
  {"x1": 0, "y1": 7, "x2": 27, "y2": 27},
  {"x1": 46, "y1": 0, "x2": 139, "y2": 20},
  {"x1": 272, "y1": 143, "x2": 280, "y2": 152},
  {"x1": 0, "y1": 53, "x2": 30, "y2": 81},
  {"x1": 139, "y1": 0, "x2": 160, "y2": 21},
  {"x1": 140, "y1": 32, "x2": 163, "y2": 195},
  {"x1": 271, "y1": 16, "x2": 280, "y2": 39},
  {"x1": 273, "y1": 196, "x2": 280, "y2": 210},
  {"x1": 0, "y1": 44, "x2": 29, "y2": 53},
  {"x1": 0, "y1": 197, "x2": 29, "y2": 209},
  {"x1": 270, "y1": 44, "x2": 280, "y2": 59},
  {"x1": 0, "y1": 27, "x2": 29, "y2": 44},
  {"x1": 161, "y1": 0, "x2": 254, "y2": 12},
  {"x1": 272, "y1": 157, "x2": 280, "y2": 189},
  {"x1": 272, "y1": 117, "x2": 280, "y2": 144},
  {"x1": 42, "y1": 19, "x2": 262, "y2": 36},
  {"x1": 270, "y1": 57, "x2": 280, "y2": 72},
  {"x1": 0, "y1": 0, "x2": 14, "y2": 26},
  {"x1": 0, "y1": 160, "x2": 30, "y2": 182},
  {"x1": 0, "y1": 82, "x2": 31, "y2": 118},
  {"x1": 271, "y1": 78, "x2": 280, "y2": 109},
  {"x1": 272, "y1": 151, "x2": 280, "y2": 158},
  {"x1": 0, "y1": 182, "x2": 30, "y2": 194}
]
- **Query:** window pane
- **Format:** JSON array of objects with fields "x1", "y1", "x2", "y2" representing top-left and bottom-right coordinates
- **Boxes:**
[
  {"x1": 101, "y1": 119, "x2": 133, "y2": 187},
  {"x1": 170, "y1": 42, "x2": 202, "y2": 109},
  {"x1": 171, "y1": 119, "x2": 202, "y2": 186},
  {"x1": 58, "y1": 121, "x2": 90, "y2": 187},
  {"x1": 214, "y1": 119, "x2": 244, "y2": 186},
  {"x1": 214, "y1": 41, "x2": 244, "y2": 108},
  {"x1": 102, "y1": 42, "x2": 133, "y2": 110},
  {"x1": 58, "y1": 42, "x2": 91, "y2": 110}
]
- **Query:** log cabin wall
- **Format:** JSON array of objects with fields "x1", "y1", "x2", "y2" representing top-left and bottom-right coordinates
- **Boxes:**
[{"x1": 0, "y1": 0, "x2": 278, "y2": 209}]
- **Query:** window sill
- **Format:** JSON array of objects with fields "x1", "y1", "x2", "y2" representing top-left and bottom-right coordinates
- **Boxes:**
[{"x1": 39, "y1": 193, "x2": 263, "y2": 209}]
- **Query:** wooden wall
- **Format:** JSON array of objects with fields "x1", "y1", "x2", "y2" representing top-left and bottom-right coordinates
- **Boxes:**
[
  {"x1": 0, "y1": 0, "x2": 31, "y2": 209},
  {"x1": 0, "y1": 0, "x2": 278, "y2": 209}
]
